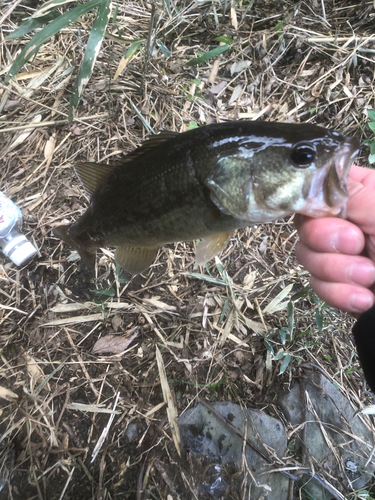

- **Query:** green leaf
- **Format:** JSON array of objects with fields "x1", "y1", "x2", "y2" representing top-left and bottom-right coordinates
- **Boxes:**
[
  {"x1": 186, "y1": 44, "x2": 230, "y2": 67},
  {"x1": 368, "y1": 122, "x2": 375, "y2": 134},
  {"x1": 112, "y1": 2, "x2": 119, "y2": 24},
  {"x1": 162, "y1": 0, "x2": 178, "y2": 14},
  {"x1": 263, "y1": 339, "x2": 274, "y2": 355},
  {"x1": 275, "y1": 20, "x2": 283, "y2": 32},
  {"x1": 125, "y1": 40, "x2": 142, "y2": 59},
  {"x1": 32, "y1": 0, "x2": 78, "y2": 17},
  {"x1": 274, "y1": 351, "x2": 287, "y2": 361},
  {"x1": 369, "y1": 154, "x2": 375, "y2": 164},
  {"x1": 191, "y1": 78, "x2": 201, "y2": 85},
  {"x1": 183, "y1": 272, "x2": 226, "y2": 286},
  {"x1": 6, "y1": 11, "x2": 61, "y2": 40},
  {"x1": 367, "y1": 109, "x2": 375, "y2": 122},
  {"x1": 287, "y1": 301, "x2": 294, "y2": 337},
  {"x1": 90, "y1": 288, "x2": 115, "y2": 297},
  {"x1": 162, "y1": 0, "x2": 171, "y2": 15},
  {"x1": 309, "y1": 291, "x2": 321, "y2": 304},
  {"x1": 70, "y1": 0, "x2": 112, "y2": 119},
  {"x1": 279, "y1": 354, "x2": 291, "y2": 375},
  {"x1": 370, "y1": 140, "x2": 375, "y2": 155},
  {"x1": 5, "y1": 0, "x2": 102, "y2": 83},
  {"x1": 215, "y1": 35, "x2": 234, "y2": 44},
  {"x1": 279, "y1": 327, "x2": 288, "y2": 345},
  {"x1": 156, "y1": 39, "x2": 171, "y2": 58},
  {"x1": 291, "y1": 285, "x2": 311, "y2": 302},
  {"x1": 188, "y1": 121, "x2": 198, "y2": 130},
  {"x1": 316, "y1": 309, "x2": 323, "y2": 331}
]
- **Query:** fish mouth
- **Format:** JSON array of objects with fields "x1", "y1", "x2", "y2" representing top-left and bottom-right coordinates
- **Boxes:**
[
  {"x1": 323, "y1": 136, "x2": 360, "y2": 217},
  {"x1": 302, "y1": 135, "x2": 360, "y2": 219}
]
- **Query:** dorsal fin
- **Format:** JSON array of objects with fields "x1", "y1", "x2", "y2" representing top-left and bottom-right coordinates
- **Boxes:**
[
  {"x1": 74, "y1": 131, "x2": 180, "y2": 197},
  {"x1": 74, "y1": 162, "x2": 116, "y2": 198},
  {"x1": 118, "y1": 130, "x2": 180, "y2": 165}
]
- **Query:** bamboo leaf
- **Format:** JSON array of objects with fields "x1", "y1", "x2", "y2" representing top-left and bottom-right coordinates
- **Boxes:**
[
  {"x1": 125, "y1": 40, "x2": 142, "y2": 59},
  {"x1": 186, "y1": 44, "x2": 230, "y2": 66},
  {"x1": 6, "y1": 11, "x2": 60, "y2": 40},
  {"x1": 279, "y1": 354, "x2": 291, "y2": 375},
  {"x1": 263, "y1": 284, "x2": 293, "y2": 314},
  {"x1": 156, "y1": 39, "x2": 171, "y2": 58},
  {"x1": 33, "y1": 0, "x2": 78, "y2": 18},
  {"x1": 70, "y1": 0, "x2": 112, "y2": 118},
  {"x1": 5, "y1": 0, "x2": 102, "y2": 83},
  {"x1": 183, "y1": 272, "x2": 226, "y2": 286},
  {"x1": 215, "y1": 35, "x2": 234, "y2": 44},
  {"x1": 287, "y1": 301, "x2": 294, "y2": 337},
  {"x1": 367, "y1": 109, "x2": 375, "y2": 122}
]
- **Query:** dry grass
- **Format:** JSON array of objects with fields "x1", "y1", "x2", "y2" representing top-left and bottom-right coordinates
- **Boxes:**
[{"x1": 1, "y1": 1, "x2": 375, "y2": 499}]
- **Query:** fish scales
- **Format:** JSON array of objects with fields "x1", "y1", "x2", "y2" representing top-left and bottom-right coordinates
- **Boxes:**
[{"x1": 54, "y1": 120, "x2": 359, "y2": 274}]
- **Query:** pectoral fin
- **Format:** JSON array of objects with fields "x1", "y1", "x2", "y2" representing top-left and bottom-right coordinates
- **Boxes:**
[
  {"x1": 115, "y1": 245, "x2": 159, "y2": 274},
  {"x1": 74, "y1": 162, "x2": 115, "y2": 198},
  {"x1": 196, "y1": 232, "x2": 232, "y2": 266}
]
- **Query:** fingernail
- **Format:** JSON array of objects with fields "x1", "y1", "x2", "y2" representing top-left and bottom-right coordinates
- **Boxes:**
[
  {"x1": 350, "y1": 293, "x2": 374, "y2": 313},
  {"x1": 349, "y1": 263, "x2": 375, "y2": 286},
  {"x1": 331, "y1": 227, "x2": 362, "y2": 254}
]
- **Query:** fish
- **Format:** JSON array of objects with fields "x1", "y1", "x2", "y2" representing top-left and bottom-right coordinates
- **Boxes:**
[
  {"x1": 54, "y1": 120, "x2": 359, "y2": 274},
  {"x1": 352, "y1": 306, "x2": 375, "y2": 394}
]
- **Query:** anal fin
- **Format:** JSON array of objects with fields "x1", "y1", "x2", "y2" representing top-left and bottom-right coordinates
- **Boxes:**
[
  {"x1": 115, "y1": 245, "x2": 159, "y2": 274},
  {"x1": 196, "y1": 231, "x2": 232, "y2": 266}
]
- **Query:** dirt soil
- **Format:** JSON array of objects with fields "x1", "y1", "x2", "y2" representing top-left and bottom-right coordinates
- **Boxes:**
[{"x1": 1, "y1": 1, "x2": 375, "y2": 499}]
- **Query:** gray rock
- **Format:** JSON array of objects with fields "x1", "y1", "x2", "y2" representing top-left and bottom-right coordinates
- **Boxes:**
[
  {"x1": 179, "y1": 402, "x2": 289, "y2": 499},
  {"x1": 278, "y1": 371, "x2": 375, "y2": 498}
]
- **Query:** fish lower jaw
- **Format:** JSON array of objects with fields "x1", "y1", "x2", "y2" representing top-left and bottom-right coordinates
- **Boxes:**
[{"x1": 298, "y1": 199, "x2": 345, "y2": 218}]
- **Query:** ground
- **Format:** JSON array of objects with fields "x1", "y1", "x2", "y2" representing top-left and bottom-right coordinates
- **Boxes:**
[{"x1": 1, "y1": 1, "x2": 375, "y2": 499}]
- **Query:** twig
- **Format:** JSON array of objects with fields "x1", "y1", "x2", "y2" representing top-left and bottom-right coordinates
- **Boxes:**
[
  {"x1": 0, "y1": 0, "x2": 24, "y2": 25},
  {"x1": 141, "y1": 1, "x2": 156, "y2": 96}
]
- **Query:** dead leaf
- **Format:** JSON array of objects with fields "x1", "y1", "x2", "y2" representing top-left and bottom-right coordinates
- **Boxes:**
[
  {"x1": 26, "y1": 355, "x2": 45, "y2": 391},
  {"x1": 92, "y1": 331, "x2": 139, "y2": 354},
  {"x1": 44, "y1": 132, "x2": 56, "y2": 162},
  {"x1": 230, "y1": 60, "x2": 251, "y2": 75},
  {"x1": 228, "y1": 84, "x2": 244, "y2": 105},
  {"x1": 9, "y1": 114, "x2": 42, "y2": 151},
  {"x1": 156, "y1": 346, "x2": 181, "y2": 457},
  {"x1": 3, "y1": 100, "x2": 21, "y2": 112},
  {"x1": 0, "y1": 386, "x2": 18, "y2": 401}
]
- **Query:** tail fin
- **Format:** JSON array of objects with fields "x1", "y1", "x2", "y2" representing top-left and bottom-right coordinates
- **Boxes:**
[{"x1": 54, "y1": 225, "x2": 96, "y2": 270}]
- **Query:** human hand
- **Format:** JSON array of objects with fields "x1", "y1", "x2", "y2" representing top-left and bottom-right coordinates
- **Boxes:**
[{"x1": 295, "y1": 165, "x2": 375, "y2": 315}]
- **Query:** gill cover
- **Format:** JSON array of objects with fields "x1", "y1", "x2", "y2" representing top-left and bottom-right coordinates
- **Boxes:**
[{"x1": 206, "y1": 156, "x2": 254, "y2": 220}]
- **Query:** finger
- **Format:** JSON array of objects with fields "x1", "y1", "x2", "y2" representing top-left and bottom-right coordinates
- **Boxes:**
[
  {"x1": 349, "y1": 165, "x2": 375, "y2": 189},
  {"x1": 294, "y1": 215, "x2": 365, "y2": 254},
  {"x1": 310, "y1": 276, "x2": 375, "y2": 314},
  {"x1": 347, "y1": 179, "x2": 375, "y2": 235},
  {"x1": 295, "y1": 242, "x2": 375, "y2": 287}
]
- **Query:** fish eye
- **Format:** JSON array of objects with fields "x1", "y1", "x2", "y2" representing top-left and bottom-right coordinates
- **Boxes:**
[{"x1": 291, "y1": 144, "x2": 316, "y2": 167}]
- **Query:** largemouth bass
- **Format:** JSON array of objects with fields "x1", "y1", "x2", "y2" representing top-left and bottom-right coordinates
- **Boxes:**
[{"x1": 55, "y1": 121, "x2": 359, "y2": 274}]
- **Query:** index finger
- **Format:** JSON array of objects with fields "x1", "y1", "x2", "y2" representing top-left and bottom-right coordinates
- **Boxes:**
[{"x1": 349, "y1": 165, "x2": 375, "y2": 189}]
